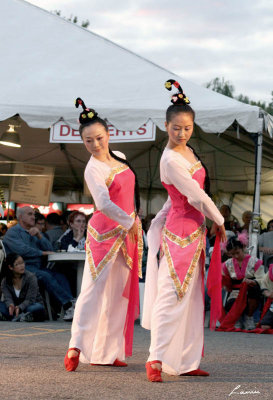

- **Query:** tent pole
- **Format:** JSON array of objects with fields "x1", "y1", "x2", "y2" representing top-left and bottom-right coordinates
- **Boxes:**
[{"x1": 249, "y1": 115, "x2": 264, "y2": 257}]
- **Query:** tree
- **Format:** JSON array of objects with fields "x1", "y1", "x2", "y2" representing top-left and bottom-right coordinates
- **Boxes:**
[
  {"x1": 205, "y1": 77, "x2": 234, "y2": 98},
  {"x1": 53, "y1": 10, "x2": 90, "y2": 29},
  {"x1": 205, "y1": 77, "x2": 273, "y2": 115}
]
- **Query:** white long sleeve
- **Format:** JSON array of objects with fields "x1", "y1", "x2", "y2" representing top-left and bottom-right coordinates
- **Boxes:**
[
  {"x1": 162, "y1": 150, "x2": 224, "y2": 226},
  {"x1": 147, "y1": 197, "x2": 171, "y2": 256},
  {"x1": 84, "y1": 157, "x2": 134, "y2": 231}
]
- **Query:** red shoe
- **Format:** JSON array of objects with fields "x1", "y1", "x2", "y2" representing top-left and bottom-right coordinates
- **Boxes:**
[
  {"x1": 64, "y1": 348, "x2": 80, "y2": 372},
  {"x1": 180, "y1": 368, "x2": 209, "y2": 376},
  {"x1": 113, "y1": 359, "x2": 128, "y2": 367},
  {"x1": 90, "y1": 358, "x2": 128, "y2": 367},
  {"x1": 145, "y1": 360, "x2": 163, "y2": 382}
]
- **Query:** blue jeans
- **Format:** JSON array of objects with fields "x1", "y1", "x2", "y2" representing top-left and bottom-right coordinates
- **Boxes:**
[
  {"x1": 26, "y1": 265, "x2": 73, "y2": 306},
  {"x1": 0, "y1": 301, "x2": 45, "y2": 321}
]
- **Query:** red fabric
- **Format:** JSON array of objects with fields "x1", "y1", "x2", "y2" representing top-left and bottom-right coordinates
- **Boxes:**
[
  {"x1": 206, "y1": 233, "x2": 222, "y2": 330},
  {"x1": 254, "y1": 259, "x2": 263, "y2": 272},
  {"x1": 218, "y1": 282, "x2": 248, "y2": 330},
  {"x1": 123, "y1": 244, "x2": 140, "y2": 357},
  {"x1": 256, "y1": 297, "x2": 272, "y2": 328},
  {"x1": 216, "y1": 290, "x2": 273, "y2": 334}
]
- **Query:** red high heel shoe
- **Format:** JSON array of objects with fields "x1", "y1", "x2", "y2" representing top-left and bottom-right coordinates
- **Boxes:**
[
  {"x1": 145, "y1": 360, "x2": 163, "y2": 382},
  {"x1": 64, "y1": 348, "x2": 80, "y2": 371},
  {"x1": 180, "y1": 368, "x2": 209, "y2": 376},
  {"x1": 90, "y1": 358, "x2": 128, "y2": 367}
]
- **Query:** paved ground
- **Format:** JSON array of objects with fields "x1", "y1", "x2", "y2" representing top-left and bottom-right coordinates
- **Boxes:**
[{"x1": 0, "y1": 321, "x2": 272, "y2": 400}]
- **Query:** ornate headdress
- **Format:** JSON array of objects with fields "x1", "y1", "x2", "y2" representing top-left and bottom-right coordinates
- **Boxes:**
[
  {"x1": 165, "y1": 79, "x2": 190, "y2": 105},
  {"x1": 75, "y1": 97, "x2": 98, "y2": 124}
]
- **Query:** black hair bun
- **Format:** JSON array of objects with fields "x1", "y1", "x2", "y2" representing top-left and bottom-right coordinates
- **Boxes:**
[
  {"x1": 75, "y1": 97, "x2": 98, "y2": 124},
  {"x1": 165, "y1": 79, "x2": 190, "y2": 105}
]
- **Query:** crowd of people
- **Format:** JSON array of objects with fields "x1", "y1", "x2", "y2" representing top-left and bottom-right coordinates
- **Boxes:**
[
  {"x1": 0, "y1": 207, "x2": 89, "y2": 322},
  {"x1": 206, "y1": 205, "x2": 273, "y2": 332}
]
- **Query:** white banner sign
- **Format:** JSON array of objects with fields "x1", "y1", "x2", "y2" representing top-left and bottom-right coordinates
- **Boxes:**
[{"x1": 50, "y1": 119, "x2": 156, "y2": 143}]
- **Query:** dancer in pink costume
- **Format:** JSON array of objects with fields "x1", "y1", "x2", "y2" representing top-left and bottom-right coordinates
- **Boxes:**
[
  {"x1": 64, "y1": 99, "x2": 143, "y2": 372},
  {"x1": 142, "y1": 80, "x2": 226, "y2": 382}
]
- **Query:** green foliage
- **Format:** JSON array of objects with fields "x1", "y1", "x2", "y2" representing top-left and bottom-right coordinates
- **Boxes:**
[
  {"x1": 206, "y1": 77, "x2": 273, "y2": 115},
  {"x1": 53, "y1": 10, "x2": 90, "y2": 29},
  {"x1": 206, "y1": 77, "x2": 235, "y2": 98}
]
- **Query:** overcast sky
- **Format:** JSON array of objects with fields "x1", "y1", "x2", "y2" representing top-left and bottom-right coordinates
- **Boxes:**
[{"x1": 27, "y1": 0, "x2": 273, "y2": 103}]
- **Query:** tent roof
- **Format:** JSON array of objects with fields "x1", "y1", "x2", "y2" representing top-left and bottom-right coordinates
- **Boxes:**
[{"x1": 1, "y1": 0, "x2": 271, "y2": 135}]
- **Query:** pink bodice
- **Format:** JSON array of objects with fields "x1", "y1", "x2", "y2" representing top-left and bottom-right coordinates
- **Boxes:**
[
  {"x1": 85, "y1": 165, "x2": 143, "y2": 281},
  {"x1": 163, "y1": 167, "x2": 206, "y2": 236},
  {"x1": 161, "y1": 164, "x2": 206, "y2": 300}
]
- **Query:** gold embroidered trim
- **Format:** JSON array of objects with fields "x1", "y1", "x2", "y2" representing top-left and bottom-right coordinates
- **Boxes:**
[
  {"x1": 137, "y1": 219, "x2": 143, "y2": 278},
  {"x1": 105, "y1": 164, "x2": 129, "y2": 188},
  {"x1": 88, "y1": 225, "x2": 123, "y2": 242},
  {"x1": 188, "y1": 161, "x2": 202, "y2": 176},
  {"x1": 86, "y1": 214, "x2": 143, "y2": 280},
  {"x1": 162, "y1": 225, "x2": 205, "y2": 300},
  {"x1": 86, "y1": 231, "x2": 127, "y2": 281},
  {"x1": 179, "y1": 236, "x2": 204, "y2": 299},
  {"x1": 163, "y1": 223, "x2": 205, "y2": 249}
]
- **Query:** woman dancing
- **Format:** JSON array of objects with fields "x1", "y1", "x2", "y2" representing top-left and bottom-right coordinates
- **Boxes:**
[
  {"x1": 64, "y1": 98, "x2": 143, "y2": 371},
  {"x1": 142, "y1": 80, "x2": 226, "y2": 382}
]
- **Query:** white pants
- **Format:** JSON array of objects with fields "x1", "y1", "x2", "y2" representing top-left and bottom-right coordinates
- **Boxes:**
[
  {"x1": 148, "y1": 255, "x2": 204, "y2": 375},
  {"x1": 69, "y1": 250, "x2": 130, "y2": 364}
]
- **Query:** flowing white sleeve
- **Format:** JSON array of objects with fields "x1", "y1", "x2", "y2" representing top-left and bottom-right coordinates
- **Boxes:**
[
  {"x1": 142, "y1": 198, "x2": 172, "y2": 330},
  {"x1": 147, "y1": 197, "x2": 171, "y2": 256},
  {"x1": 165, "y1": 156, "x2": 224, "y2": 226},
  {"x1": 84, "y1": 165, "x2": 134, "y2": 230}
]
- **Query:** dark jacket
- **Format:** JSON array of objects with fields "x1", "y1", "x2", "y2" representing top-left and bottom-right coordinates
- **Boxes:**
[
  {"x1": 60, "y1": 230, "x2": 86, "y2": 251},
  {"x1": 1, "y1": 270, "x2": 43, "y2": 312},
  {"x1": 3, "y1": 223, "x2": 53, "y2": 269}
]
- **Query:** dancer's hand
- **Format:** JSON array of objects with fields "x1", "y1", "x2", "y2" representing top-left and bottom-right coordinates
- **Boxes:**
[
  {"x1": 128, "y1": 221, "x2": 138, "y2": 244},
  {"x1": 212, "y1": 223, "x2": 226, "y2": 242}
]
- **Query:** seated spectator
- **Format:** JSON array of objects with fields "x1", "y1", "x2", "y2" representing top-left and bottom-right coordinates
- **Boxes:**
[
  {"x1": 60, "y1": 211, "x2": 72, "y2": 233},
  {"x1": 266, "y1": 219, "x2": 273, "y2": 232},
  {"x1": 260, "y1": 264, "x2": 273, "y2": 330},
  {"x1": 45, "y1": 213, "x2": 63, "y2": 250},
  {"x1": 220, "y1": 233, "x2": 265, "y2": 330},
  {"x1": 219, "y1": 204, "x2": 240, "y2": 233},
  {"x1": 0, "y1": 253, "x2": 45, "y2": 322},
  {"x1": 258, "y1": 224, "x2": 273, "y2": 271},
  {"x1": 35, "y1": 213, "x2": 46, "y2": 233},
  {"x1": 60, "y1": 211, "x2": 87, "y2": 252},
  {"x1": 239, "y1": 210, "x2": 252, "y2": 233},
  {"x1": 0, "y1": 222, "x2": 7, "y2": 238},
  {"x1": 3, "y1": 206, "x2": 75, "y2": 321}
]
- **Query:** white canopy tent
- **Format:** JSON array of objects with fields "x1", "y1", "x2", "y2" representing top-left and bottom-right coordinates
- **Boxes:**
[{"x1": 1, "y1": 0, "x2": 273, "y2": 254}]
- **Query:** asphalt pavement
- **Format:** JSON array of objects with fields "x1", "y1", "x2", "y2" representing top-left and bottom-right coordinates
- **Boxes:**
[{"x1": 0, "y1": 321, "x2": 272, "y2": 400}]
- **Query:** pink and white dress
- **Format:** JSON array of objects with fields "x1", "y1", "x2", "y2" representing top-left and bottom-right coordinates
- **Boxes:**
[
  {"x1": 142, "y1": 147, "x2": 224, "y2": 375},
  {"x1": 70, "y1": 151, "x2": 143, "y2": 364}
]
